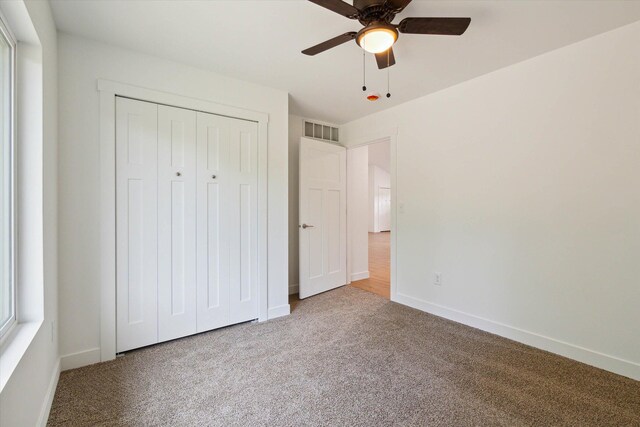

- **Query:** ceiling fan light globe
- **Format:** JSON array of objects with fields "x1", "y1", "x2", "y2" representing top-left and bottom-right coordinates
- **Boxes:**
[{"x1": 357, "y1": 26, "x2": 398, "y2": 54}]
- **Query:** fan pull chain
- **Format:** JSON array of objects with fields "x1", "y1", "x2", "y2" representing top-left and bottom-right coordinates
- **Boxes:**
[
  {"x1": 386, "y1": 50, "x2": 391, "y2": 98},
  {"x1": 362, "y1": 46, "x2": 367, "y2": 91}
]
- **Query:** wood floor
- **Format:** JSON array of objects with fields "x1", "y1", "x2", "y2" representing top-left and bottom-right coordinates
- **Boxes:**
[
  {"x1": 290, "y1": 231, "x2": 390, "y2": 310},
  {"x1": 290, "y1": 292, "x2": 301, "y2": 311},
  {"x1": 350, "y1": 232, "x2": 390, "y2": 299}
]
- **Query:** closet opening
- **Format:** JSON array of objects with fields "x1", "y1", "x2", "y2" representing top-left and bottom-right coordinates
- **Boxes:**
[{"x1": 97, "y1": 80, "x2": 270, "y2": 361}]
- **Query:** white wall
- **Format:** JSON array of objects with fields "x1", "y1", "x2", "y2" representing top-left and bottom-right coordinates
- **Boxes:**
[
  {"x1": 347, "y1": 146, "x2": 369, "y2": 282},
  {"x1": 288, "y1": 114, "x2": 302, "y2": 294},
  {"x1": 0, "y1": 0, "x2": 59, "y2": 425},
  {"x1": 368, "y1": 165, "x2": 390, "y2": 233},
  {"x1": 57, "y1": 33, "x2": 289, "y2": 368},
  {"x1": 341, "y1": 21, "x2": 640, "y2": 380},
  {"x1": 368, "y1": 139, "x2": 390, "y2": 173}
]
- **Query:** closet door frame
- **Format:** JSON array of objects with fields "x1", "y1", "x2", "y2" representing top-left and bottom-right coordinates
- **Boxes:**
[{"x1": 98, "y1": 79, "x2": 268, "y2": 362}]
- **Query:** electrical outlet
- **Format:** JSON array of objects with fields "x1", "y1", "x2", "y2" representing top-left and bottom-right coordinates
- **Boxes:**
[{"x1": 434, "y1": 272, "x2": 442, "y2": 286}]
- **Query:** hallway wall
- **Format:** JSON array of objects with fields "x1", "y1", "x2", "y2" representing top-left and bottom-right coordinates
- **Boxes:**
[{"x1": 347, "y1": 146, "x2": 369, "y2": 282}]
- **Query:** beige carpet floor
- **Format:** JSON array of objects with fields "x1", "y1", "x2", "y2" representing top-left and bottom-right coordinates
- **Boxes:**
[{"x1": 48, "y1": 286, "x2": 639, "y2": 426}]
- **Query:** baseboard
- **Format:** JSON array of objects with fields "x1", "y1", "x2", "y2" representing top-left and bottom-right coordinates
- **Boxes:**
[
  {"x1": 394, "y1": 292, "x2": 640, "y2": 381},
  {"x1": 268, "y1": 304, "x2": 290, "y2": 320},
  {"x1": 37, "y1": 358, "x2": 60, "y2": 427},
  {"x1": 289, "y1": 283, "x2": 299, "y2": 295},
  {"x1": 60, "y1": 347, "x2": 101, "y2": 371},
  {"x1": 350, "y1": 271, "x2": 369, "y2": 282}
]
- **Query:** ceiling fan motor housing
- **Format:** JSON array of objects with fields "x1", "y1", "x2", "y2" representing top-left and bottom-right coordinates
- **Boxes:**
[
  {"x1": 354, "y1": 0, "x2": 398, "y2": 26},
  {"x1": 353, "y1": 0, "x2": 384, "y2": 10}
]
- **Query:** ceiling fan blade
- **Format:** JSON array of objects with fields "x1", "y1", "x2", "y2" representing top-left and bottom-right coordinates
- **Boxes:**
[
  {"x1": 308, "y1": 0, "x2": 359, "y2": 19},
  {"x1": 384, "y1": 0, "x2": 412, "y2": 13},
  {"x1": 375, "y1": 48, "x2": 396, "y2": 69},
  {"x1": 398, "y1": 17, "x2": 471, "y2": 35},
  {"x1": 302, "y1": 32, "x2": 357, "y2": 56}
]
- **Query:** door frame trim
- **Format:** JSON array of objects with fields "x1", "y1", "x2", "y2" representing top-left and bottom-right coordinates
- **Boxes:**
[
  {"x1": 344, "y1": 127, "x2": 398, "y2": 301},
  {"x1": 98, "y1": 79, "x2": 269, "y2": 362}
]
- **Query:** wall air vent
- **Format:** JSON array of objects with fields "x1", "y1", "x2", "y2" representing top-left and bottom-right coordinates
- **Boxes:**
[{"x1": 304, "y1": 120, "x2": 339, "y2": 143}]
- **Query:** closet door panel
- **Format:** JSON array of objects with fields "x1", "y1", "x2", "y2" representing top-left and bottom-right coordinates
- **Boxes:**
[
  {"x1": 228, "y1": 120, "x2": 259, "y2": 324},
  {"x1": 196, "y1": 113, "x2": 231, "y2": 332},
  {"x1": 158, "y1": 105, "x2": 197, "y2": 342},
  {"x1": 116, "y1": 97, "x2": 159, "y2": 352}
]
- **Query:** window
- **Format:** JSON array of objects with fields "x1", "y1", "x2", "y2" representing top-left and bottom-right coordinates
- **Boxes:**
[{"x1": 0, "y1": 14, "x2": 15, "y2": 339}]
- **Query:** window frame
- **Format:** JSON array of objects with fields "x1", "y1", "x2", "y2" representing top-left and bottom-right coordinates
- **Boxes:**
[{"x1": 0, "y1": 12, "x2": 16, "y2": 342}]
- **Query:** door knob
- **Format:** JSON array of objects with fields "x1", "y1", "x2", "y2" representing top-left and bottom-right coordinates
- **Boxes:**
[
  {"x1": 212, "y1": 175, "x2": 216, "y2": 179},
  {"x1": 176, "y1": 172, "x2": 181, "y2": 177},
  {"x1": 300, "y1": 224, "x2": 314, "y2": 229}
]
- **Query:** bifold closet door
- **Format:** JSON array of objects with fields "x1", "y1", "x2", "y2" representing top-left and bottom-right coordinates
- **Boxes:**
[
  {"x1": 116, "y1": 97, "x2": 159, "y2": 353},
  {"x1": 117, "y1": 98, "x2": 259, "y2": 352},
  {"x1": 196, "y1": 113, "x2": 259, "y2": 332},
  {"x1": 157, "y1": 105, "x2": 197, "y2": 342}
]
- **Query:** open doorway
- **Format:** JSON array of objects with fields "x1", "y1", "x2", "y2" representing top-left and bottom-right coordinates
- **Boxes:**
[
  {"x1": 347, "y1": 139, "x2": 391, "y2": 299},
  {"x1": 292, "y1": 131, "x2": 395, "y2": 310}
]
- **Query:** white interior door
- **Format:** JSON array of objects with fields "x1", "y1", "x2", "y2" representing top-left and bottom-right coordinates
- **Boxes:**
[
  {"x1": 299, "y1": 138, "x2": 347, "y2": 299},
  {"x1": 116, "y1": 97, "x2": 159, "y2": 352},
  {"x1": 157, "y1": 105, "x2": 197, "y2": 342},
  {"x1": 378, "y1": 187, "x2": 391, "y2": 232}
]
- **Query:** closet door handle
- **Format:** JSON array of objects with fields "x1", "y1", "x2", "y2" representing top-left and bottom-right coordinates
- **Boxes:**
[
  {"x1": 212, "y1": 175, "x2": 216, "y2": 179},
  {"x1": 176, "y1": 172, "x2": 182, "y2": 177},
  {"x1": 300, "y1": 224, "x2": 314, "y2": 229}
]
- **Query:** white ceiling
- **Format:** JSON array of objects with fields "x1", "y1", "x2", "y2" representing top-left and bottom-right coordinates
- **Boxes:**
[{"x1": 50, "y1": 0, "x2": 640, "y2": 124}]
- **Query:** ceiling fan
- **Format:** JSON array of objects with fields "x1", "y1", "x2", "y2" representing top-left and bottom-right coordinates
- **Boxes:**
[{"x1": 302, "y1": 0, "x2": 471, "y2": 69}]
